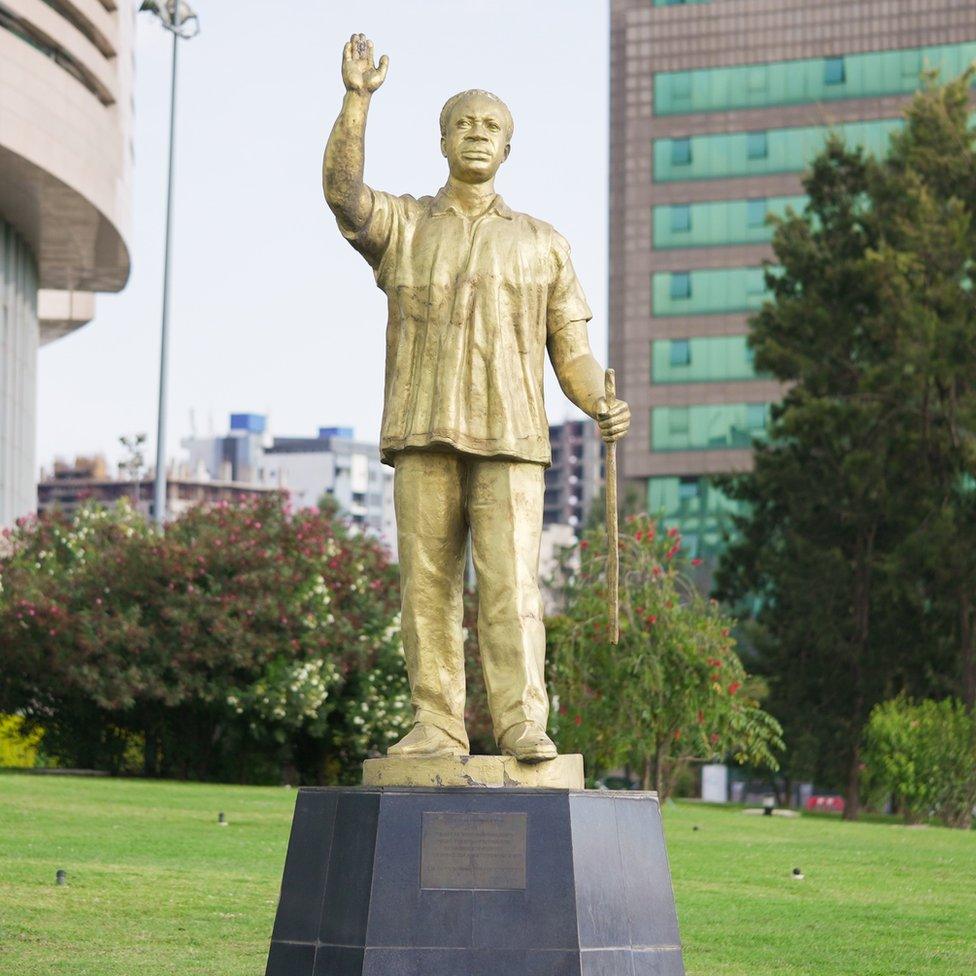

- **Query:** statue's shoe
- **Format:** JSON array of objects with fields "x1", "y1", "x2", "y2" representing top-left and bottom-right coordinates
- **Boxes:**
[
  {"x1": 387, "y1": 723, "x2": 468, "y2": 759},
  {"x1": 498, "y1": 721, "x2": 558, "y2": 764}
]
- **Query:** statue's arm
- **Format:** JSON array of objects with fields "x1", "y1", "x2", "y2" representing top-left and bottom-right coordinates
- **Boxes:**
[
  {"x1": 549, "y1": 323, "x2": 631, "y2": 443},
  {"x1": 323, "y1": 34, "x2": 389, "y2": 232}
]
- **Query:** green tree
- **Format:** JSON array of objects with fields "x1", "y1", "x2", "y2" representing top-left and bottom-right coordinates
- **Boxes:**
[
  {"x1": 716, "y1": 73, "x2": 976, "y2": 817},
  {"x1": 863, "y1": 696, "x2": 976, "y2": 829},
  {"x1": 870, "y1": 73, "x2": 976, "y2": 709},
  {"x1": 549, "y1": 515, "x2": 782, "y2": 796}
]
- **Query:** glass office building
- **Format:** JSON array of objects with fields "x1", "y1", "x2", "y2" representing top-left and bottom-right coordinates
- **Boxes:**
[{"x1": 609, "y1": 0, "x2": 976, "y2": 563}]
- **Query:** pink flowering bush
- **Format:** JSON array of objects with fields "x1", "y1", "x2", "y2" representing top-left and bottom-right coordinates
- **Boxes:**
[
  {"x1": 0, "y1": 496, "x2": 410, "y2": 783},
  {"x1": 547, "y1": 514, "x2": 782, "y2": 796}
]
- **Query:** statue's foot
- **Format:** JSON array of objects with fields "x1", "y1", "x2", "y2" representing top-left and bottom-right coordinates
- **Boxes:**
[
  {"x1": 499, "y1": 721, "x2": 558, "y2": 764},
  {"x1": 387, "y1": 723, "x2": 468, "y2": 759}
]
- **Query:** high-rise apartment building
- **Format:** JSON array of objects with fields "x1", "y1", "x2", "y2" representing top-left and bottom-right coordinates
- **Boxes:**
[
  {"x1": 610, "y1": 0, "x2": 976, "y2": 561},
  {"x1": 544, "y1": 420, "x2": 603, "y2": 529},
  {"x1": 1, "y1": 2, "x2": 134, "y2": 524}
]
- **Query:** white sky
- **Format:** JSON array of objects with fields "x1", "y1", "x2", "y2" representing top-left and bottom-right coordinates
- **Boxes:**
[{"x1": 36, "y1": 0, "x2": 610, "y2": 471}]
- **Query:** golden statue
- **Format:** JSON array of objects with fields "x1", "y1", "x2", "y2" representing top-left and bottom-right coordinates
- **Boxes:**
[{"x1": 323, "y1": 34, "x2": 630, "y2": 764}]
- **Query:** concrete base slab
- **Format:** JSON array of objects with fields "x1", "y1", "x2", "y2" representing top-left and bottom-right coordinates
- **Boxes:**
[{"x1": 362, "y1": 753, "x2": 585, "y2": 789}]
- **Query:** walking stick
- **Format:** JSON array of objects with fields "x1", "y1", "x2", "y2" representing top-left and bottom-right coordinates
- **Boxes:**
[{"x1": 604, "y1": 369, "x2": 619, "y2": 644}]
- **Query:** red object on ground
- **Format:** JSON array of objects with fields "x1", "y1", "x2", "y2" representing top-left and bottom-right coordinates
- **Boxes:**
[{"x1": 805, "y1": 795, "x2": 845, "y2": 813}]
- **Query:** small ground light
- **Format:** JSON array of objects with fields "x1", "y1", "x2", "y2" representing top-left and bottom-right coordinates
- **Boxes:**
[
  {"x1": 763, "y1": 796, "x2": 775, "y2": 816},
  {"x1": 792, "y1": 867, "x2": 804, "y2": 880},
  {"x1": 56, "y1": 869, "x2": 67, "y2": 886},
  {"x1": 218, "y1": 812, "x2": 227, "y2": 826}
]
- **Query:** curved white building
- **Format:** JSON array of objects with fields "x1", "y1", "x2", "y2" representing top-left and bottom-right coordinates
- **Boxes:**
[{"x1": 0, "y1": 0, "x2": 133, "y2": 524}]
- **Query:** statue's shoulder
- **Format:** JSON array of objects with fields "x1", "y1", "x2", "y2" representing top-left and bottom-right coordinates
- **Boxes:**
[
  {"x1": 513, "y1": 211, "x2": 575, "y2": 260},
  {"x1": 506, "y1": 207, "x2": 565, "y2": 244}
]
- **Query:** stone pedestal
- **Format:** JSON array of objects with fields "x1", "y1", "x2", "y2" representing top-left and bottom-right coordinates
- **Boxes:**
[{"x1": 265, "y1": 786, "x2": 684, "y2": 976}]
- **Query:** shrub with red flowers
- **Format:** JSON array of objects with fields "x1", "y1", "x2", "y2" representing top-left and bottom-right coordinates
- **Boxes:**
[
  {"x1": 547, "y1": 514, "x2": 783, "y2": 797},
  {"x1": 0, "y1": 495, "x2": 410, "y2": 783}
]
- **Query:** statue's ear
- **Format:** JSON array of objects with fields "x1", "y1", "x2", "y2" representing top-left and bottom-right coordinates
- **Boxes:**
[
  {"x1": 440, "y1": 137, "x2": 448, "y2": 159},
  {"x1": 503, "y1": 143, "x2": 511, "y2": 161}
]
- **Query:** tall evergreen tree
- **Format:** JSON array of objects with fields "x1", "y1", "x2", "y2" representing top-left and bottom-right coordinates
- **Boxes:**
[{"x1": 716, "y1": 73, "x2": 976, "y2": 818}]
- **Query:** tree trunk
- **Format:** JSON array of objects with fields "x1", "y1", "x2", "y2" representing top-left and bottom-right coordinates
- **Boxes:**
[
  {"x1": 842, "y1": 536, "x2": 874, "y2": 822},
  {"x1": 642, "y1": 754, "x2": 654, "y2": 792},
  {"x1": 960, "y1": 588, "x2": 974, "y2": 710},
  {"x1": 144, "y1": 729, "x2": 158, "y2": 778},
  {"x1": 843, "y1": 741, "x2": 861, "y2": 821}
]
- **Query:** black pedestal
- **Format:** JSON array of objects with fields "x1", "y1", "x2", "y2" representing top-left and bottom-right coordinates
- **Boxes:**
[{"x1": 265, "y1": 787, "x2": 684, "y2": 976}]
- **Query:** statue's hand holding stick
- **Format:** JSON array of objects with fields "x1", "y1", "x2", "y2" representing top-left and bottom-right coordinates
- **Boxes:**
[{"x1": 596, "y1": 369, "x2": 629, "y2": 644}]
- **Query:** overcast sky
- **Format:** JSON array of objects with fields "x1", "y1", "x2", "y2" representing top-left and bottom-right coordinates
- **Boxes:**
[{"x1": 36, "y1": 0, "x2": 609, "y2": 471}]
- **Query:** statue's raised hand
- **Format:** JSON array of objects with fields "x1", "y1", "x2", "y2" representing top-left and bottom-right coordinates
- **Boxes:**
[{"x1": 342, "y1": 33, "x2": 388, "y2": 94}]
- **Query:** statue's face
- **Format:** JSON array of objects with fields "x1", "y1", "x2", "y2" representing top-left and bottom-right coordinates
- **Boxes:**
[{"x1": 441, "y1": 94, "x2": 511, "y2": 184}]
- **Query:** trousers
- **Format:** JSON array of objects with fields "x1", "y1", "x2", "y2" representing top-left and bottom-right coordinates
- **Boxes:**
[{"x1": 393, "y1": 449, "x2": 548, "y2": 749}]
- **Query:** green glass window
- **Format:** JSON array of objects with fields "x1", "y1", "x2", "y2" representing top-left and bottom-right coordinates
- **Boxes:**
[
  {"x1": 648, "y1": 475, "x2": 741, "y2": 559},
  {"x1": 670, "y1": 272, "x2": 692, "y2": 300},
  {"x1": 652, "y1": 403, "x2": 771, "y2": 451},
  {"x1": 653, "y1": 118, "x2": 902, "y2": 182},
  {"x1": 671, "y1": 138, "x2": 692, "y2": 166},
  {"x1": 653, "y1": 195, "x2": 805, "y2": 248},
  {"x1": 746, "y1": 402, "x2": 768, "y2": 429},
  {"x1": 746, "y1": 131, "x2": 768, "y2": 159},
  {"x1": 824, "y1": 56, "x2": 846, "y2": 85},
  {"x1": 652, "y1": 335, "x2": 763, "y2": 383},
  {"x1": 678, "y1": 476, "x2": 700, "y2": 500},
  {"x1": 654, "y1": 42, "x2": 976, "y2": 115},
  {"x1": 669, "y1": 338, "x2": 692, "y2": 367},
  {"x1": 670, "y1": 204, "x2": 691, "y2": 233},
  {"x1": 746, "y1": 198, "x2": 767, "y2": 227},
  {"x1": 668, "y1": 407, "x2": 690, "y2": 437},
  {"x1": 653, "y1": 267, "x2": 768, "y2": 316},
  {"x1": 745, "y1": 268, "x2": 766, "y2": 294}
]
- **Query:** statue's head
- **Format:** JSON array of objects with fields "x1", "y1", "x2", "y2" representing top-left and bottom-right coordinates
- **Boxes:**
[{"x1": 439, "y1": 89, "x2": 513, "y2": 184}]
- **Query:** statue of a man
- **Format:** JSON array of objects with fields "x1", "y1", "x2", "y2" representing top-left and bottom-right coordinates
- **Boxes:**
[{"x1": 323, "y1": 34, "x2": 630, "y2": 763}]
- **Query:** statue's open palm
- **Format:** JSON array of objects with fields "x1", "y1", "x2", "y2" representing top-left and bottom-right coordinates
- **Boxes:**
[{"x1": 342, "y1": 33, "x2": 388, "y2": 94}]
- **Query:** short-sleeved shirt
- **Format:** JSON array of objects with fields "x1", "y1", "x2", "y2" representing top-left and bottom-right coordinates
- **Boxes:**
[{"x1": 339, "y1": 186, "x2": 592, "y2": 466}]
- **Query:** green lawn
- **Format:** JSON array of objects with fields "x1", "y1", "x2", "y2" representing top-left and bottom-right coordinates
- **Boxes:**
[{"x1": 0, "y1": 773, "x2": 973, "y2": 975}]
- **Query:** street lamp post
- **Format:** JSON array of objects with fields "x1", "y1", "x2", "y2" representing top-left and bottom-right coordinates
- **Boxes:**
[{"x1": 140, "y1": 1, "x2": 200, "y2": 526}]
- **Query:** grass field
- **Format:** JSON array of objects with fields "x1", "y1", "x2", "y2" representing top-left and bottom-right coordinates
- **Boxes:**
[{"x1": 0, "y1": 773, "x2": 973, "y2": 975}]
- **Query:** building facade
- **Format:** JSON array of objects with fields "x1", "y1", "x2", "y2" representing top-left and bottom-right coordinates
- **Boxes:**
[
  {"x1": 1, "y1": 1, "x2": 134, "y2": 525},
  {"x1": 38, "y1": 463, "x2": 279, "y2": 520},
  {"x1": 544, "y1": 419, "x2": 603, "y2": 529},
  {"x1": 262, "y1": 430, "x2": 395, "y2": 554},
  {"x1": 183, "y1": 416, "x2": 397, "y2": 557},
  {"x1": 609, "y1": 0, "x2": 976, "y2": 561}
]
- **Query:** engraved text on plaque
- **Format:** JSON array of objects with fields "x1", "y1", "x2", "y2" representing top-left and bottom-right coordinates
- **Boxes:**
[{"x1": 420, "y1": 812, "x2": 527, "y2": 890}]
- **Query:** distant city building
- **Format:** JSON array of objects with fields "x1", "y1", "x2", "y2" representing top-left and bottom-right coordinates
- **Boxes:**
[
  {"x1": 609, "y1": 0, "x2": 976, "y2": 562},
  {"x1": 182, "y1": 416, "x2": 396, "y2": 557},
  {"x1": 262, "y1": 432, "x2": 395, "y2": 554},
  {"x1": 1, "y1": 3, "x2": 133, "y2": 525},
  {"x1": 38, "y1": 456, "x2": 276, "y2": 520},
  {"x1": 184, "y1": 412, "x2": 270, "y2": 484},
  {"x1": 539, "y1": 522, "x2": 577, "y2": 615},
  {"x1": 544, "y1": 420, "x2": 603, "y2": 529}
]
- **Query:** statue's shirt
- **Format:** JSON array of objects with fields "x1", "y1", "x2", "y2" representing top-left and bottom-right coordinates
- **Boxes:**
[{"x1": 339, "y1": 187, "x2": 592, "y2": 466}]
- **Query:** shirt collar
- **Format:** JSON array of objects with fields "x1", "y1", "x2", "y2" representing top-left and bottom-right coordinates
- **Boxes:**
[{"x1": 430, "y1": 187, "x2": 514, "y2": 220}]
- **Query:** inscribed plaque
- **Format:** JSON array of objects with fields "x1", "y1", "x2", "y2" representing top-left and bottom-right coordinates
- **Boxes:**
[{"x1": 420, "y1": 812, "x2": 527, "y2": 890}]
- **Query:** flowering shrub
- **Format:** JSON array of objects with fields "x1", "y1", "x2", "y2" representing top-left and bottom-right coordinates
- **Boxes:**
[
  {"x1": 0, "y1": 496, "x2": 410, "y2": 783},
  {"x1": 548, "y1": 514, "x2": 783, "y2": 796}
]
